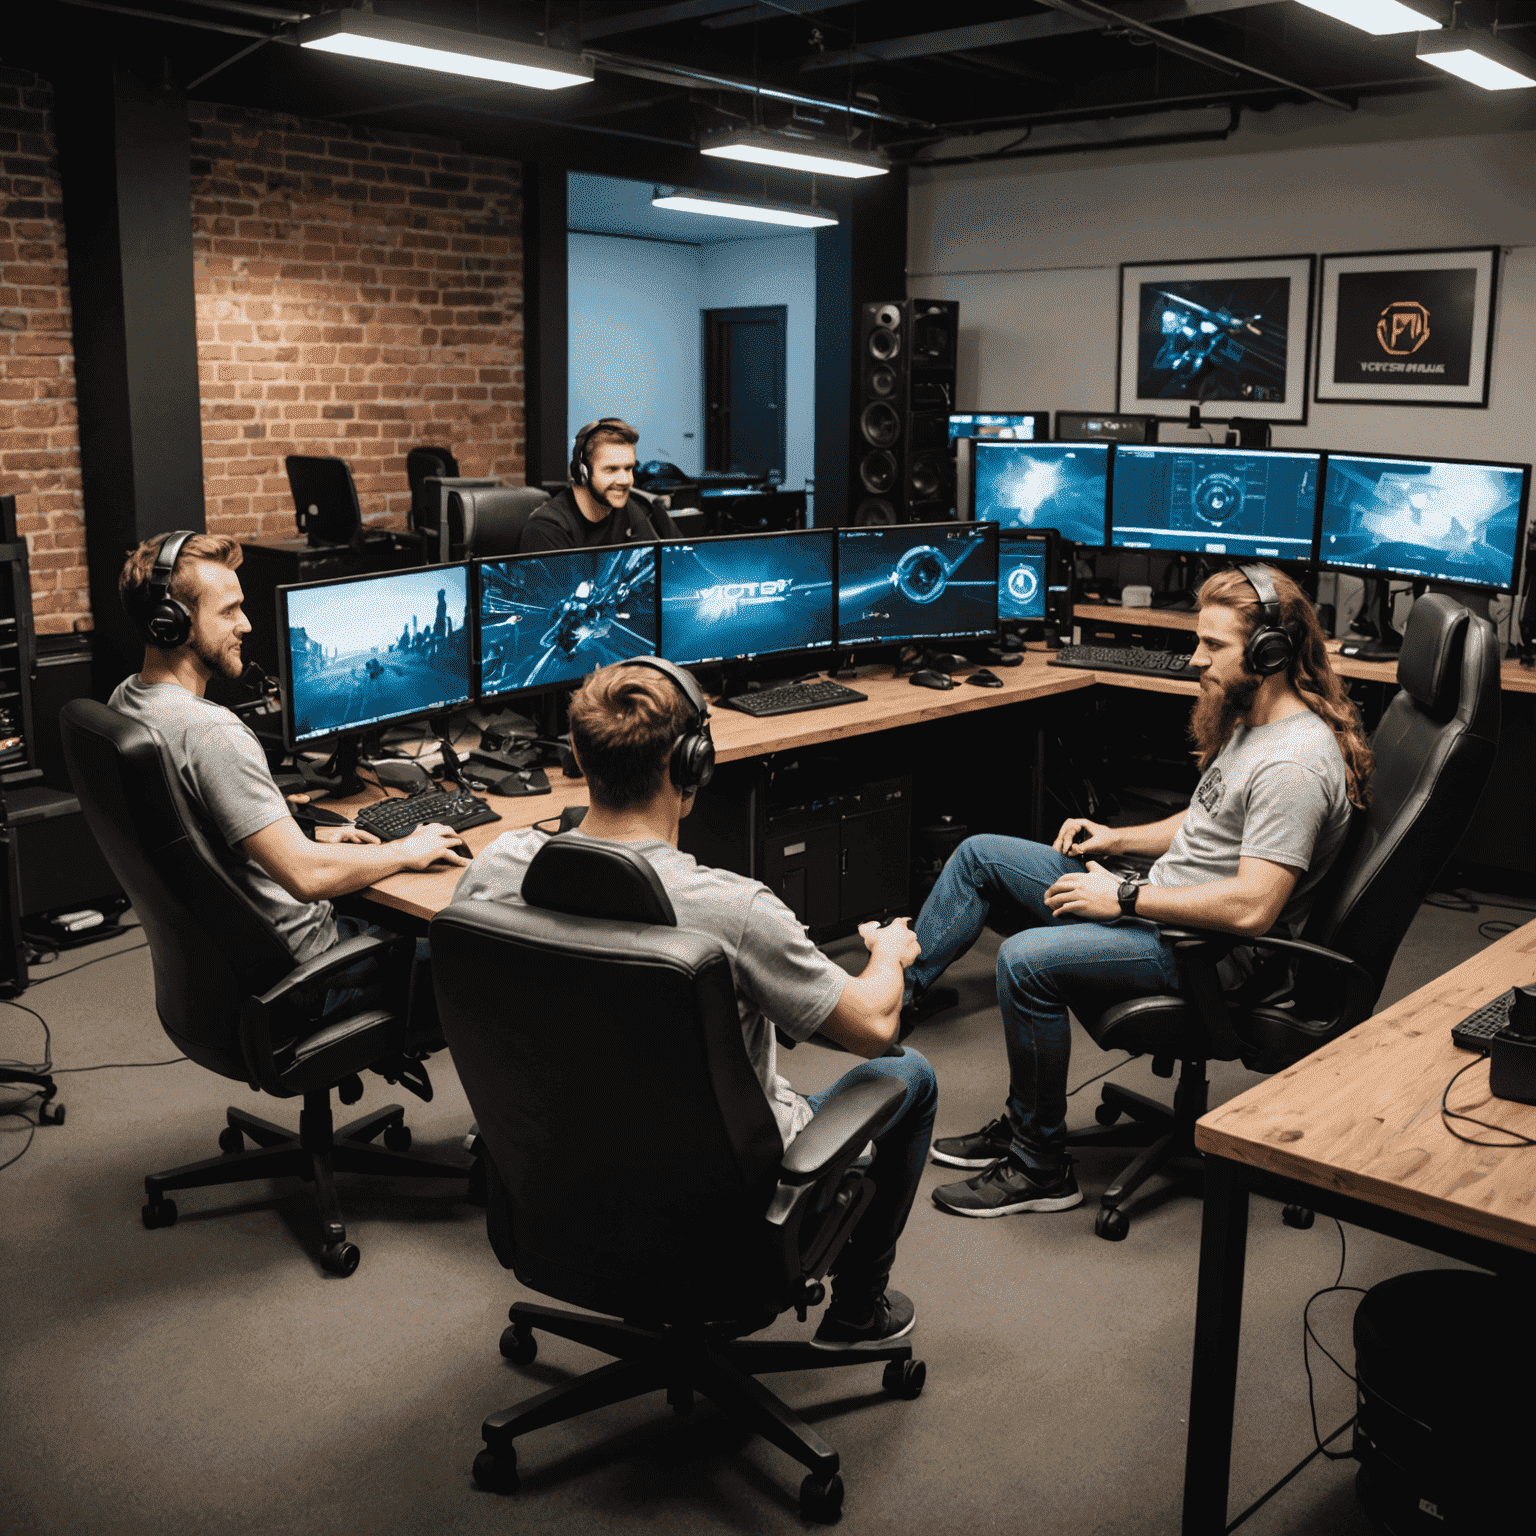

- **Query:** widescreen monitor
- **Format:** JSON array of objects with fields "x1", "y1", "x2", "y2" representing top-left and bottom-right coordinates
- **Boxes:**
[
  {"x1": 1055, "y1": 410, "x2": 1155, "y2": 444},
  {"x1": 997, "y1": 534, "x2": 1048, "y2": 623},
  {"x1": 970, "y1": 440, "x2": 1110, "y2": 547},
  {"x1": 479, "y1": 544, "x2": 658, "y2": 696},
  {"x1": 659, "y1": 528, "x2": 835, "y2": 667},
  {"x1": 280, "y1": 564, "x2": 472, "y2": 748},
  {"x1": 1110, "y1": 445, "x2": 1321, "y2": 560},
  {"x1": 948, "y1": 411, "x2": 1048, "y2": 444},
  {"x1": 1319, "y1": 454, "x2": 1530, "y2": 593},
  {"x1": 837, "y1": 522, "x2": 999, "y2": 647}
]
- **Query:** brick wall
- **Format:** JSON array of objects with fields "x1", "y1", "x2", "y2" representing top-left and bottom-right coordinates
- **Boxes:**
[
  {"x1": 0, "y1": 67, "x2": 86, "y2": 636},
  {"x1": 189, "y1": 103, "x2": 525, "y2": 542}
]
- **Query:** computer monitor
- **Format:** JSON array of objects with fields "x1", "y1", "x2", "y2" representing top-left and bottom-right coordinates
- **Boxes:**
[
  {"x1": 279, "y1": 564, "x2": 472, "y2": 749},
  {"x1": 1055, "y1": 411, "x2": 1157, "y2": 444},
  {"x1": 997, "y1": 532, "x2": 1051, "y2": 624},
  {"x1": 948, "y1": 411, "x2": 1049, "y2": 444},
  {"x1": 1110, "y1": 445, "x2": 1321, "y2": 561},
  {"x1": 1319, "y1": 453, "x2": 1530, "y2": 593},
  {"x1": 659, "y1": 528, "x2": 835, "y2": 667},
  {"x1": 966, "y1": 440, "x2": 1110, "y2": 547},
  {"x1": 479, "y1": 544, "x2": 658, "y2": 697},
  {"x1": 837, "y1": 522, "x2": 999, "y2": 647}
]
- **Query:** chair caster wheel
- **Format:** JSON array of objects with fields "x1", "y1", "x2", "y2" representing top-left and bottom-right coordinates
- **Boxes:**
[
  {"x1": 383, "y1": 1123, "x2": 412, "y2": 1152},
  {"x1": 473, "y1": 1446, "x2": 519, "y2": 1494},
  {"x1": 39, "y1": 1100, "x2": 65, "y2": 1126},
  {"x1": 799, "y1": 1472, "x2": 844, "y2": 1523},
  {"x1": 1095, "y1": 1207, "x2": 1129, "y2": 1242},
  {"x1": 882, "y1": 1358, "x2": 926, "y2": 1399},
  {"x1": 142, "y1": 1198, "x2": 178, "y2": 1229},
  {"x1": 1094, "y1": 1102, "x2": 1123, "y2": 1126},
  {"x1": 321, "y1": 1241, "x2": 360, "y2": 1277},
  {"x1": 218, "y1": 1126, "x2": 244, "y2": 1155},
  {"x1": 1282, "y1": 1204, "x2": 1315, "y2": 1230},
  {"x1": 500, "y1": 1325, "x2": 537, "y2": 1365}
]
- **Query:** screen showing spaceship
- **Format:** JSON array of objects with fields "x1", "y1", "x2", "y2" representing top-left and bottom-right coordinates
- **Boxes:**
[
  {"x1": 1135, "y1": 277, "x2": 1290, "y2": 405},
  {"x1": 1319, "y1": 455, "x2": 1528, "y2": 593},
  {"x1": 478, "y1": 545, "x2": 658, "y2": 697},
  {"x1": 1111, "y1": 446, "x2": 1321, "y2": 560},
  {"x1": 837, "y1": 522, "x2": 999, "y2": 647},
  {"x1": 949, "y1": 412, "x2": 1047, "y2": 444},
  {"x1": 997, "y1": 535, "x2": 1047, "y2": 623},
  {"x1": 659, "y1": 529, "x2": 835, "y2": 667},
  {"x1": 971, "y1": 441, "x2": 1110, "y2": 547}
]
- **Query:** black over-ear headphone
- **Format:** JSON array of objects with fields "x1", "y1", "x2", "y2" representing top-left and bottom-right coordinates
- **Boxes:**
[
  {"x1": 616, "y1": 655, "x2": 716, "y2": 796},
  {"x1": 1237, "y1": 563, "x2": 1295, "y2": 677},
  {"x1": 134, "y1": 530, "x2": 197, "y2": 649},
  {"x1": 570, "y1": 418, "x2": 629, "y2": 487}
]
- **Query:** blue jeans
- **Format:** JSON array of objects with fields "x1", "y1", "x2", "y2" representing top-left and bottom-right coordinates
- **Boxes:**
[
  {"x1": 322, "y1": 915, "x2": 438, "y2": 1042},
  {"x1": 806, "y1": 1047, "x2": 937, "y2": 1303},
  {"x1": 907, "y1": 834, "x2": 1179, "y2": 1174}
]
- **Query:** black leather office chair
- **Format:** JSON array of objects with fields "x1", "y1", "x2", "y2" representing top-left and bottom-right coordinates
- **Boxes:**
[
  {"x1": 431, "y1": 837, "x2": 924, "y2": 1523},
  {"x1": 443, "y1": 484, "x2": 549, "y2": 560},
  {"x1": 1064, "y1": 593, "x2": 1502, "y2": 1239},
  {"x1": 285, "y1": 454, "x2": 363, "y2": 547},
  {"x1": 405, "y1": 443, "x2": 459, "y2": 528},
  {"x1": 60, "y1": 700, "x2": 472, "y2": 1276}
]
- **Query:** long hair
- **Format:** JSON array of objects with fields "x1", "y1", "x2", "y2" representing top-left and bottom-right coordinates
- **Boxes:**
[{"x1": 1197, "y1": 566, "x2": 1374, "y2": 807}]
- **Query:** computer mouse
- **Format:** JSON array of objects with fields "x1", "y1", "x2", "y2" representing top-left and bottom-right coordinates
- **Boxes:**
[
  {"x1": 967, "y1": 668, "x2": 1004, "y2": 688},
  {"x1": 429, "y1": 842, "x2": 473, "y2": 866},
  {"x1": 374, "y1": 759, "x2": 434, "y2": 794},
  {"x1": 909, "y1": 669, "x2": 955, "y2": 691}
]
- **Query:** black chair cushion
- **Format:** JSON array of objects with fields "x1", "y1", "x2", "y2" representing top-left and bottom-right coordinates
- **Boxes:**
[
  {"x1": 1080, "y1": 994, "x2": 1207, "y2": 1058},
  {"x1": 1395, "y1": 591, "x2": 1467, "y2": 721},
  {"x1": 522, "y1": 837, "x2": 677, "y2": 926}
]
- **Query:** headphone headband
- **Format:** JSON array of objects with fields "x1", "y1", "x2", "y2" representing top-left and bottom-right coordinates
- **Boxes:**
[{"x1": 614, "y1": 655, "x2": 715, "y2": 796}]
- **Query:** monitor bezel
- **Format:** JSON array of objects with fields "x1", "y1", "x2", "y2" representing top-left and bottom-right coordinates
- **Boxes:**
[
  {"x1": 276, "y1": 560, "x2": 476, "y2": 752},
  {"x1": 966, "y1": 437, "x2": 1112, "y2": 549},
  {"x1": 947, "y1": 410, "x2": 1051, "y2": 445},
  {"x1": 835, "y1": 520, "x2": 1001, "y2": 648},
  {"x1": 1316, "y1": 449, "x2": 1532, "y2": 596},
  {"x1": 1054, "y1": 410, "x2": 1156, "y2": 444},
  {"x1": 1108, "y1": 442, "x2": 1324, "y2": 564},
  {"x1": 997, "y1": 527, "x2": 1070, "y2": 629},
  {"x1": 657, "y1": 525, "x2": 838, "y2": 668}
]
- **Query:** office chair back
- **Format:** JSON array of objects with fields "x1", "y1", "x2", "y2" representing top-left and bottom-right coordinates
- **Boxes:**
[
  {"x1": 60, "y1": 700, "x2": 295, "y2": 1080},
  {"x1": 431, "y1": 837, "x2": 792, "y2": 1322},
  {"x1": 285, "y1": 455, "x2": 362, "y2": 546},
  {"x1": 405, "y1": 445, "x2": 460, "y2": 531},
  {"x1": 445, "y1": 485, "x2": 550, "y2": 560}
]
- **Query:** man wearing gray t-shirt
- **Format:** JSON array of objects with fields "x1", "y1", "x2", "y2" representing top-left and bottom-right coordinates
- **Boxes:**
[{"x1": 909, "y1": 565, "x2": 1373, "y2": 1219}]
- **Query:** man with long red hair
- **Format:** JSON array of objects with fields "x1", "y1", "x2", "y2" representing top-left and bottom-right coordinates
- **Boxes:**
[{"x1": 912, "y1": 564, "x2": 1373, "y2": 1219}]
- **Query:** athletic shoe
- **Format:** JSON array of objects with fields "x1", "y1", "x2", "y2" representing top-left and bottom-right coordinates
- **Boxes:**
[
  {"x1": 811, "y1": 1289, "x2": 917, "y2": 1350},
  {"x1": 930, "y1": 1116, "x2": 1013, "y2": 1169},
  {"x1": 932, "y1": 1157, "x2": 1083, "y2": 1218}
]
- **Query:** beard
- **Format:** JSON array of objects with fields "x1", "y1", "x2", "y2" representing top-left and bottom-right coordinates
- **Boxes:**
[
  {"x1": 1189, "y1": 670, "x2": 1263, "y2": 762},
  {"x1": 191, "y1": 631, "x2": 244, "y2": 682}
]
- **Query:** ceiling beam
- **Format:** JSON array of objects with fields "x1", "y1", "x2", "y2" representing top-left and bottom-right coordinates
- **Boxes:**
[
  {"x1": 575, "y1": 0, "x2": 794, "y2": 41},
  {"x1": 703, "y1": 0, "x2": 853, "y2": 27}
]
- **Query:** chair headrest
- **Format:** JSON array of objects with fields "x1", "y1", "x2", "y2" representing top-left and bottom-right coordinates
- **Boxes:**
[
  {"x1": 1395, "y1": 591, "x2": 1469, "y2": 721},
  {"x1": 522, "y1": 836, "x2": 677, "y2": 926}
]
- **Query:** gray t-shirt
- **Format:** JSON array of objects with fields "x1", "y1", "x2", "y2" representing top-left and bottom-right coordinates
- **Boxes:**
[
  {"x1": 1150, "y1": 706, "x2": 1352, "y2": 934},
  {"x1": 452, "y1": 827, "x2": 849, "y2": 1149},
  {"x1": 107, "y1": 676, "x2": 337, "y2": 962}
]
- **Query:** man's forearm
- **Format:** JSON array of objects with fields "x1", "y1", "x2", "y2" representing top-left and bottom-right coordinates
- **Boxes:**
[
  {"x1": 1110, "y1": 812, "x2": 1185, "y2": 857},
  {"x1": 1133, "y1": 876, "x2": 1275, "y2": 938}
]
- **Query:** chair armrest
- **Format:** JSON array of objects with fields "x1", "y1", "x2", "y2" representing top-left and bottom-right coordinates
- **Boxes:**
[
  {"x1": 778, "y1": 1075, "x2": 904, "y2": 1187},
  {"x1": 1233, "y1": 933, "x2": 1377, "y2": 1028}
]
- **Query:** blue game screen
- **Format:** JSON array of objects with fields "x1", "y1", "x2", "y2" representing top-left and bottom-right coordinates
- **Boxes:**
[
  {"x1": 1111, "y1": 446, "x2": 1320, "y2": 559},
  {"x1": 479, "y1": 545, "x2": 658, "y2": 695},
  {"x1": 998, "y1": 536, "x2": 1047, "y2": 623},
  {"x1": 972, "y1": 441, "x2": 1109, "y2": 546},
  {"x1": 1320, "y1": 455, "x2": 1528, "y2": 592},
  {"x1": 659, "y1": 529, "x2": 835, "y2": 666},
  {"x1": 837, "y1": 523, "x2": 998, "y2": 646}
]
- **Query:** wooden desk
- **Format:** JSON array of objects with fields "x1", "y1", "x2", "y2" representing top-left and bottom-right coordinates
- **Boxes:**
[{"x1": 1181, "y1": 919, "x2": 1536, "y2": 1534}]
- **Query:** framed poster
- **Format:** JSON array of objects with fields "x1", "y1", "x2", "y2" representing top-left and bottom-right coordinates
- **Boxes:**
[
  {"x1": 1117, "y1": 254, "x2": 1314, "y2": 424},
  {"x1": 1316, "y1": 247, "x2": 1498, "y2": 407}
]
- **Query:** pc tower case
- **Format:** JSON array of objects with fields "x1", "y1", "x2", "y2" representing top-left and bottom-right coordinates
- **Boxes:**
[{"x1": 851, "y1": 299, "x2": 958, "y2": 526}]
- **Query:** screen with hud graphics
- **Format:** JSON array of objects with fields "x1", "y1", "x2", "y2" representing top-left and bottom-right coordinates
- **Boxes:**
[
  {"x1": 1320, "y1": 454, "x2": 1528, "y2": 592},
  {"x1": 284, "y1": 565, "x2": 472, "y2": 745},
  {"x1": 659, "y1": 529, "x2": 835, "y2": 666},
  {"x1": 479, "y1": 545, "x2": 658, "y2": 696},
  {"x1": 971, "y1": 441, "x2": 1109, "y2": 546},
  {"x1": 949, "y1": 412, "x2": 1046, "y2": 444},
  {"x1": 997, "y1": 535, "x2": 1047, "y2": 623},
  {"x1": 837, "y1": 522, "x2": 998, "y2": 646}
]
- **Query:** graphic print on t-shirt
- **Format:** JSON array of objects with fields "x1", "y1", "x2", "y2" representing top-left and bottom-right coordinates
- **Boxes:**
[{"x1": 1196, "y1": 766, "x2": 1225, "y2": 817}]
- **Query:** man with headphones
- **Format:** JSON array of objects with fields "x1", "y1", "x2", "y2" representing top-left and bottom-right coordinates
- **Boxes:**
[
  {"x1": 519, "y1": 418, "x2": 681, "y2": 554},
  {"x1": 905, "y1": 563, "x2": 1365, "y2": 1219},
  {"x1": 452, "y1": 655, "x2": 939, "y2": 1350}
]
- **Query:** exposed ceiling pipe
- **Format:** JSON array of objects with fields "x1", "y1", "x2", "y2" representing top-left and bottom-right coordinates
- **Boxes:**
[{"x1": 910, "y1": 104, "x2": 1243, "y2": 165}]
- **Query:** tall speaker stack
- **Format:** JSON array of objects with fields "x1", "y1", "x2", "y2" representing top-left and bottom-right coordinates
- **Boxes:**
[{"x1": 851, "y1": 299, "x2": 958, "y2": 526}]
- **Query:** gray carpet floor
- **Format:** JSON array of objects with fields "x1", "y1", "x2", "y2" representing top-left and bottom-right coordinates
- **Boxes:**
[{"x1": 0, "y1": 899, "x2": 1508, "y2": 1536}]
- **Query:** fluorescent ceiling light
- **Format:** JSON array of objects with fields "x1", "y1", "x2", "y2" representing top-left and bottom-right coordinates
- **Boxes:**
[
  {"x1": 298, "y1": 13, "x2": 593, "y2": 90},
  {"x1": 652, "y1": 191, "x2": 838, "y2": 229},
  {"x1": 699, "y1": 127, "x2": 888, "y2": 179},
  {"x1": 1293, "y1": 0, "x2": 1441, "y2": 36},
  {"x1": 1417, "y1": 26, "x2": 1536, "y2": 89}
]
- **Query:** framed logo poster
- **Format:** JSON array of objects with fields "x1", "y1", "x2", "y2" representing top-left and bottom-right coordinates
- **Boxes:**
[{"x1": 1316, "y1": 248, "x2": 1498, "y2": 408}]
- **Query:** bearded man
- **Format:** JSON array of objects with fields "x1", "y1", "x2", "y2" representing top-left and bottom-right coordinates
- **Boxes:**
[{"x1": 907, "y1": 564, "x2": 1373, "y2": 1219}]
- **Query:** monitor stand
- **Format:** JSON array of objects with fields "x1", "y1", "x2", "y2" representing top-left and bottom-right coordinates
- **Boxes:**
[
  {"x1": 297, "y1": 733, "x2": 367, "y2": 797},
  {"x1": 1339, "y1": 578, "x2": 1403, "y2": 662}
]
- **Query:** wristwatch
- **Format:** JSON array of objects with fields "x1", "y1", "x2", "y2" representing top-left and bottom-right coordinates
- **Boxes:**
[{"x1": 1117, "y1": 878, "x2": 1141, "y2": 919}]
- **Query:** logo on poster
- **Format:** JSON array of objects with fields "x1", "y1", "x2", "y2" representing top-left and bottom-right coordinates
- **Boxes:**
[{"x1": 1376, "y1": 300, "x2": 1431, "y2": 356}]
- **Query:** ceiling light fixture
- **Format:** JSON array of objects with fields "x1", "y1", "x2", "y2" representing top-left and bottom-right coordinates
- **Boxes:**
[
  {"x1": 699, "y1": 126, "x2": 889, "y2": 179},
  {"x1": 1293, "y1": 0, "x2": 1442, "y2": 36},
  {"x1": 1416, "y1": 25, "x2": 1536, "y2": 89},
  {"x1": 298, "y1": 13, "x2": 593, "y2": 90},
  {"x1": 652, "y1": 189, "x2": 838, "y2": 229}
]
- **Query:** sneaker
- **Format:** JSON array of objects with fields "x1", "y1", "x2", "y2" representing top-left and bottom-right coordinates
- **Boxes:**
[
  {"x1": 930, "y1": 1115, "x2": 1013, "y2": 1169},
  {"x1": 932, "y1": 1157, "x2": 1083, "y2": 1218},
  {"x1": 811, "y1": 1289, "x2": 917, "y2": 1351}
]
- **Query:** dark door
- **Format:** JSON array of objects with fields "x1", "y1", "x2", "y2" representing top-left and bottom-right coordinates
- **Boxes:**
[{"x1": 704, "y1": 305, "x2": 787, "y2": 478}]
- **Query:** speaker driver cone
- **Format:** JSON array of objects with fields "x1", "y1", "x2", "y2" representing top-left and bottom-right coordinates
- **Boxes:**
[
  {"x1": 855, "y1": 498, "x2": 898, "y2": 526},
  {"x1": 867, "y1": 363, "x2": 898, "y2": 398},
  {"x1": 908, "y1": 452, "x2": 944, "y2": 498},
  {"x1": 860, "y1": 401, "x2": 902, "y2": 448},
  {"x1": 860, "y1": 451, "x2": 898, "y2": 494},
  {"x1": 868, "y1": 327, "x2": 901, "y2": 362},
  {"x1": 874, "y1": 303, "x2": 902, "y2": 331}
]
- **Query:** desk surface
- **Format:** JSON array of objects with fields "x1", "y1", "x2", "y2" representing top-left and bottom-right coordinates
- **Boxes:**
[{"x1": 1195, "y1": 919, "x2": 1536, "y2": 1256}]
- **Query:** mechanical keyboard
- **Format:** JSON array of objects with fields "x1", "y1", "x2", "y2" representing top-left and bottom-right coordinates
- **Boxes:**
[
  {"x1": 722, "y1": 679, "x2": 869, "y2": 718},
  {"x1": 1451, "y1": 989, "x2": 1518, "y2": 1053},
  {"x1": 353, "y1": 789, "x2": 501, "y2": 842},
  {"x1": 1049, "y1": 644, "x2": 1201, "y2": 682}
]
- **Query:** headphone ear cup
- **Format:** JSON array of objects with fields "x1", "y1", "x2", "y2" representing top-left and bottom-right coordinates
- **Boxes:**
[
  {"x1": 145, "y1": 599, "x2": 191, "y2": 649},
  {"x1": 1246, "y1": 627, "x2": 1292, "y2": 677}
]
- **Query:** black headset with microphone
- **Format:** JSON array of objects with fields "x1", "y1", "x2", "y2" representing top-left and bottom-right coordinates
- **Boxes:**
[
  {"x1": 131, "y1": 530, "x2": 198, "y2": 649},
  {"x1": 1237, "y1": 562, "x2": 1295, "y2": 677},
  {"x1": 616, "y1": 655, "x2": 716, "y2": 796}
]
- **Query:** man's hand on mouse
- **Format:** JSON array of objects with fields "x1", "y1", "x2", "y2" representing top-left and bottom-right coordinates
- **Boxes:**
[
  {"x1": 859, "y1": 915, "x2": 921, "y2": 968},
  {"x1": 397, "y1": 823, "x2": 472, "y2": 870},
  {"x1": 1051, "y1": 816, "x2": 1119, "y2": 859}
]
